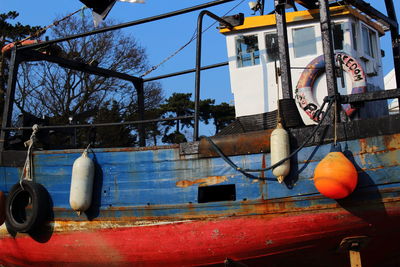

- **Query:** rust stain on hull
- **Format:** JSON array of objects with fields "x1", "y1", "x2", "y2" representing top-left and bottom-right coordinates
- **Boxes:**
[
  {"x1": 358, "y1": 135, "x2": 400, "y2": 167},
  {"x1": 383, "y1": 134, "x2": 400, "y2": 150},
  {"x1": 35, "y1": 144, "x2": 180, "y2": 155},
  {"x1": 176, "y1": 176, "x2": 228, "y2": 188},
  {"x1": 199, "y1": 130, "x2": 273, "y2": 158}
]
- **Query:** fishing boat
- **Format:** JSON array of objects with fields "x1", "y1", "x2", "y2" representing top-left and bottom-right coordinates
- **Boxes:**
[{"x1": 1, "y1": 0, "x2": 400, "y2": 266}]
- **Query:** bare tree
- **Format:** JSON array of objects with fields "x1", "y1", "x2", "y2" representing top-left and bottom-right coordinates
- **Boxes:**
[{"x1": 13, "y1": 13, "x2": 163, "y2": 147}]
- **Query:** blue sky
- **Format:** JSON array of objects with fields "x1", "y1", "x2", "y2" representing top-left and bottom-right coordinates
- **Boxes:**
[
  {"x1": 1, "y1": 0, "x2": 248, "y2": 105},
  {"x1": 1, "y1": 0, "x2": 398, "y2": 134}
]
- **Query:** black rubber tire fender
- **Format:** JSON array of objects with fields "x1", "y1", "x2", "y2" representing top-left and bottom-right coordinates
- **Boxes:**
[{"x1": 5, "y1": 181, "x2": 50, "y2": 233}]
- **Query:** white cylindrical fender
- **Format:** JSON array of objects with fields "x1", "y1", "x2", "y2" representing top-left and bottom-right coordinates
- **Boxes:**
[
  {"x1": 271, "y1": 123, "x2": 290, "y2": 183},
  {"x1": 69, "y1": 150, "x2": 94, "y2": 215}
]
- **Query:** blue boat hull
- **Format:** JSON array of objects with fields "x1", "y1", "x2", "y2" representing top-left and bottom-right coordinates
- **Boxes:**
[{"x1": 0, "y1": 130, "x2": 400, "y2": 266}]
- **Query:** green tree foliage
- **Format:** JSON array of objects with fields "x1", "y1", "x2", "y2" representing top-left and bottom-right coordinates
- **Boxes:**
[
  {"x1": 210, "y1": 102, "x2": 235, "y2": 134},
  {"x1": 124, "y1": 81, "x2": 163, "y2": 146},
  {"x1": 0, "y1": 11, "x2": 42, "y2": 121},
  {"x1": 160, "y1": 93, "x2": 233, "y2": 144},
  {"x1": 92, "y1": 101, "x2": 136, "y2": 147},
  {"x1": 161, "y1": 93, "x2": 193, "y2": 131},
  {"x1": 0, "y1": 11, "x2": 41, "y2": 43}
]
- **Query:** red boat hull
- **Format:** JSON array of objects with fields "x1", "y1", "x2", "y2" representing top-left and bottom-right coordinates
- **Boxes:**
[{"x1": 1, "y1": 202, "x2": 400, "y2": 267}]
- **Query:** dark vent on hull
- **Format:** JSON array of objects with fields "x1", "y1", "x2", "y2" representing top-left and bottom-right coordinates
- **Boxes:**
[{"x1": 198, "y1": 184, "x2": 236, "y2": 203}]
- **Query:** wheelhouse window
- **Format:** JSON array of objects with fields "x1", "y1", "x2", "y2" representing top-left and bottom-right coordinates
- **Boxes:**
[
  {"x1": 236, "y1": 35, "x2": 260, "y2": 68},
  {"x1": 332, "y1": 23, "x2": 344, "y2": 50},
  {"x1": 265, "y1": 32, "x2": 279, "y2": 62},
  {"x1": 293, "y1": 26, "x2": 317, "y2": 58},
  {"x1": 362, "y1": 25, "x2": 378, "y2": 58},
  {"x1": 351, "y1": 22, "x2": 358, "y2": 51}
]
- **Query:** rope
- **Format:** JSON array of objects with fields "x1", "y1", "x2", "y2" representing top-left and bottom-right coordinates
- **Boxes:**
[
  {"x1": 83, "y1": 143, "x2": 91, "y2": 157},
  {"x1": 202, "y1": 96, "x2": 335, "y2": 181},
  {"x1": 84, "y1": 143, "x2": 91, "y2": 153},
  {"x1": 140, "y1": 0, "x2": 246, "y2": 77},
  {"x1": 274, "y1": 59, "x2": 281, "y2": 123},
  {"x1": 20, "y1": 124, "x2": 39, "y2": 184},
  {"x1": 334, "y1": 99, "x2": 338, "y2": 145}
]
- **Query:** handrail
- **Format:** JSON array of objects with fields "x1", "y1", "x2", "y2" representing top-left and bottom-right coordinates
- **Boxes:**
[
  {"x1": 1, "y1": 116, "x2": 194, "y2": 131},
  {"x1": 193, "y1": 10, "x2": 233, "y2": 141},
  {"x1": 4, "y1": 88, "x2": 400, "y2": 132},
  {"x1": 143, "y1": 62, "x2": 228, "y2": 82},
  {"x1": 340, "y1": 88, "x2": 400, "y2": 104}
]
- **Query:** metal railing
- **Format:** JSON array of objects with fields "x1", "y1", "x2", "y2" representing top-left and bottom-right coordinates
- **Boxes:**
[{"x1": 0, "y1": 0, "x2": 235, "y2": 150}]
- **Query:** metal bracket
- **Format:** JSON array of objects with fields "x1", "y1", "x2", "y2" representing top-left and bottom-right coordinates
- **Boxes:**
[
  {"x1": 339, "y1": 235, "x2": 370, "y2": 252},
  {"x1": 339, "y1": 236, "x2": 370, "y2": 267},
  {"x1": 220, "y1": 13, "x2": 244, "y2": 29}
]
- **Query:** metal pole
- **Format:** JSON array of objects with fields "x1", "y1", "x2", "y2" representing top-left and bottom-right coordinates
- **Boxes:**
[
  {"x1": 21, "y1": 49, "x2": 142, "y2": 84},
  {"x1": 19, "y1": 0, "x2": 235, "y2": 50},
  {"x1": 347, "y1": 0, "x2": 398, "y2": 28},
  {"x1": 135, "y1": 80, "x2": 146, "y2": 147},
  {"x1": 274, "y1": 0, "x2": 293, "y2": 99},
  {"x1": 260, "y1": 0, "x2": 265, "y2": 15},
  {"x1": 384, "y1": 0, "x2": 400, "y2": 113},
  {"x1": 0, "y1": 48, "x2": 20, "y2": 152},
  {"x1": 2, "y1": 115, "x2": 194, "y2": 131},
  {"x1": 319, "y1": 0, "x2": 340, "y2": 122},
  {"x1": 194, "y1": 10, "x2": 233, "y2": 141},
  {"x1": 143, "y1": 62, "x2": 228, "y2": 83}
]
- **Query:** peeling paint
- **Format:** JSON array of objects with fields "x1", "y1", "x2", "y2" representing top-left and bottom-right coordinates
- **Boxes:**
[
  {"x1": 212, "y1": 229, "x2": 221, "y2": 239},
  {"x1": 176, "y1": 176, "x2": 228, "y2": 188},
  {"x1": 359, "y1": 138, "x2": 378, "y2": 166}
]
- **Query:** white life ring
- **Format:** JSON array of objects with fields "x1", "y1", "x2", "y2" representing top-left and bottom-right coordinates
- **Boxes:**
[{"x1": 295, "y1": 53, "x2": 367, "y2": 122}]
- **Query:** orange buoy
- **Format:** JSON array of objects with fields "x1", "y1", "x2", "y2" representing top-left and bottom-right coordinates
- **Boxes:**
[
  {"x1": 313, "y1": 145, "x2": 358, "y2": 199},
  {"x1": 0, "y1": 191, "x2": 5, "y2": 226}
]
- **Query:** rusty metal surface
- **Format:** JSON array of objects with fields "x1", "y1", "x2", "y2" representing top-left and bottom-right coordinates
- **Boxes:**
[
  {"x1": 34, "y1": 144, "x2": 180, "y2": 155},
  {"x1": 1, "y1": 130, "x2": 400, "y2": 267},
  {"x1": 1, "y1": 185, "x2": 399, "y2": 236},
  {"x1": 176, "y1": 176, "x2": 228, "y2": 188},
  {"x1": 0, "y1": 117, "x2": 400, "y2": 225},
  {"x1": 2, "y1": 200, "x2": 400, "y2": 267},
  {"x1": 198, "y1": 114, "x2": 400, "y2": 158},
  {"x1": 198, "y1": 129, "x2": 273, "y2": 157},
  {"x1": 22, "y1": 186, "x2": 400, "y2": 224}
]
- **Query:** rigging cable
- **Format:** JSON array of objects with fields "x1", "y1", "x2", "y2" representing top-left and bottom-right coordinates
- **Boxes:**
[
  {"x1": 140, "y1": 0, "x2": 246, "y2": 77},
  {"x1": 16, "y1": 6, "x2": 88, "y2": 45}
]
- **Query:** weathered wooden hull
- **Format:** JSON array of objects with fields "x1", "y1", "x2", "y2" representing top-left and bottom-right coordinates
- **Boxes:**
[
  {"x1": 1, "y1": 199, "x2": 400, "y2": 266},
  {"x1": 1, "y1": 128, "x2": 400, "y2": 266}
]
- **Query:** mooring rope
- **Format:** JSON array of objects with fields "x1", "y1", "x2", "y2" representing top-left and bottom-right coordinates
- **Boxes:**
[{"x1": 20, "y1": 124, "x2": 39, "y2": 185}]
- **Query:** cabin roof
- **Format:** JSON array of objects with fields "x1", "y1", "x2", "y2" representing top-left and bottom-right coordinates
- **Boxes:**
[{"x1": 220, "y1": 5, "x2": 387, "y2": 35}]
